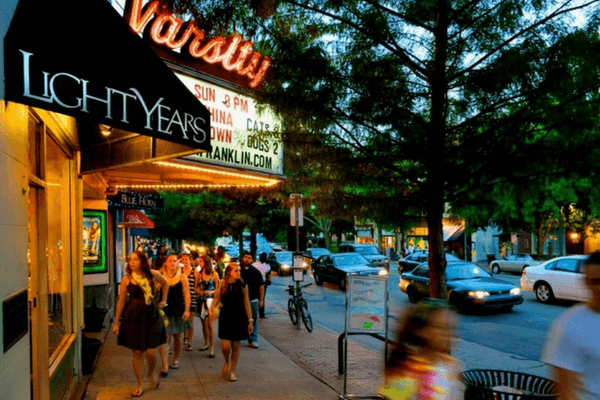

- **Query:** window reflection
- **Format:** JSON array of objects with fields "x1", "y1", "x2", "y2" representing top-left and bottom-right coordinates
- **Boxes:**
[{"x1": 46, "y1": 135, "x2": 71, "y2": 359}]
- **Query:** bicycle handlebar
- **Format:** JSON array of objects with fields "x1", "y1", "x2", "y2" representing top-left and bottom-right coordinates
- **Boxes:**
[{"x1": 287, "y1": 283, "x2": 312, "y2": 289}]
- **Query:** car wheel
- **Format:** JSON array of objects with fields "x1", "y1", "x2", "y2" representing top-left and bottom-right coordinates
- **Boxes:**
[
  {"x1": 314, "y1": 273, "x2": 323, "y2": 286},
  {"x1": 451, "y1": 294, "x2": 468, "y2": 314},
  {"x1": 491, "y1": 264, "x2": 501, "y2": 274},
  {"x1": 340, "y1": 278, "x2": 347, "y2": 292},
  {"x1": 407, "y1": 286, "x2": 419, "y2": 304},
  {"x1": 535, "y1": 282, "x2": 555, "y2": 303}
]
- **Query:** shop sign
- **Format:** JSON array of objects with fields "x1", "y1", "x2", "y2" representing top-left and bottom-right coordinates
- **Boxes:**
[
  {"x1": 124, "y1": 0, "x2": 270, "y2": 88},
  {"x1": 4, "y1": 0, "x2": 211, "y2": 151},
  {"x1": 177, "y1": 73, "x2": 283, "y2": 175},
  {"x1": 109, "y1": 191, "x2": 164, "y2": 210}
]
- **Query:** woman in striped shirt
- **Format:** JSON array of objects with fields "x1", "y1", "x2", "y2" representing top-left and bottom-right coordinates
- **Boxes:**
[{"x1": 180, "y1": 252, "x2": 197, "y2": 352}]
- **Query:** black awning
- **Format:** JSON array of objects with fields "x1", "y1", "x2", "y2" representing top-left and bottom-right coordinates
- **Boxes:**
[{"x1": 4, "y1": 0, "x2": 211, "y2": 152}]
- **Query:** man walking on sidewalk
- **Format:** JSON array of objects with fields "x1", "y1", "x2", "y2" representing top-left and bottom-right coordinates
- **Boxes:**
[
  {"x1": 241, "y1": 251, "x2": 264, "y2": 348},
  {"x1": 542, "y1": 251, "x2": 600, "y2": 400}
]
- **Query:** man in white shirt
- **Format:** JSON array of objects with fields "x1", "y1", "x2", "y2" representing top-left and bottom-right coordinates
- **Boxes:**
[
  {"x1": 542, "y1": 252, "x2": 600, "y2": 400},
  {"x1": 253, "y1": 252, "x2": 271, "y2": 319}
]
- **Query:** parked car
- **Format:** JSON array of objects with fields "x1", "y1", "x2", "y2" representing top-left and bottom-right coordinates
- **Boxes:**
[
  {"x1": 312, "y1": 253, "x2": 387, "y2": 291},
  {"x1": 521, "y1": 255, "x2": 590, "y2": 303},
  {"x1": 267, "y1": 251, "x2": 309, "y2": 275},
  {"x1": 398, "y1": 251, "x2": 461, "y2": 274},
  {"x1": 338, "y1": 243, "x2": 389, "y2": 270},
  {"x1": 303, "y1": 248, "x2": 331, "y2": 269},
  {"x1": 399, "y1": 261, "x2": 524, "y2": 313},
  {"x1": 490, "y1": 253, "x2": 547, "y2": 274}
]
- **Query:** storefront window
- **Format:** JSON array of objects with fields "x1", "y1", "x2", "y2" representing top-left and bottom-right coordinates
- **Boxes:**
[{"x1": 46, "y1": 134, "x2": 72, "y2": 359}]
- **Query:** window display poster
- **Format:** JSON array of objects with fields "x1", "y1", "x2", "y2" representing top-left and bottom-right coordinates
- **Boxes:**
[
  {"x1": 347, "y1": 276, "x2": 387, "y2": 333},
  {"x1": 83, "y1": 210, "x2": 107, "y2": 274}
]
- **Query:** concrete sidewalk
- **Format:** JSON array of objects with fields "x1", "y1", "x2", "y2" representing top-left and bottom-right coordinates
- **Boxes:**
[{"x1": 82, "y1": 298, "x2": 551, "y2": 399}]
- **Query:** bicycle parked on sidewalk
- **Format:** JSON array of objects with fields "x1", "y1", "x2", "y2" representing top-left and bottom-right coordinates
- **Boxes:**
[{"x1": 286, "y1": 284, "x2": 313, "y2": 332}]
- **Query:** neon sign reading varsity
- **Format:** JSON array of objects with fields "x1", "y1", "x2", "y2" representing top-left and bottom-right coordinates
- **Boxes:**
[
  {"x1": 19, "y1": 50, "x2": 207, "y2": 145},
  {"x1": 124, "y1": 0, "x2": 271, "y2": 88}
]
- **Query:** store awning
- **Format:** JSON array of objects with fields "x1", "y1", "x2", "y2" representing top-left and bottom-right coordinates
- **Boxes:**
[
  {"x1": 4, "y1": 0, "x2": 211, "y2": 152},
  {"x1": 443, "y1": 225, "x2": 465, "y2": 242},
  {"x1": 122, "y1": 210, "x2": 155, "y2": 229}
]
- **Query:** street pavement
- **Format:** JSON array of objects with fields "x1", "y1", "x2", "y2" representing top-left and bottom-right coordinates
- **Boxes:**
[{"x1": 81, "y1": 294, "x2": 552, "y2": 399}]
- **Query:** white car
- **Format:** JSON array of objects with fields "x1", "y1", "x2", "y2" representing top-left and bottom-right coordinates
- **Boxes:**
[
  {"x1": 490, "y1": 253, "x2": 545, "y2": 274},
  {"x1": 520, "y1": 255, "x2": 591, "y2": 303}
]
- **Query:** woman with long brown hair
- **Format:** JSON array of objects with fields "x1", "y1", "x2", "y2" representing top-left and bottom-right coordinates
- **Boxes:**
[
  {"x1": 215, "y1": 263, "x2": 253, "y2": 382},
  {"x1": 195, "y1": 254, "x2": 220, "y2": 357},
  {"x1": 113, "y1": 251, "x2": 169, "y2": 397}
]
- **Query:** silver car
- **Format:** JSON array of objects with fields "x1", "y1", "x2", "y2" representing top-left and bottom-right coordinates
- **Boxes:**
[{"x1": 490, "y1": 253, "x2": 546, "y2": 274}]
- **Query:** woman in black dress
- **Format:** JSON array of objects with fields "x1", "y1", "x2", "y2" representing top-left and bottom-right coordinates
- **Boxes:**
[
  {"x1": 215, "y1": 263, "x2": 253, "y2": 382},
  {"x1": 113, "y1": 251, "x2": 169, "y2": 397}
]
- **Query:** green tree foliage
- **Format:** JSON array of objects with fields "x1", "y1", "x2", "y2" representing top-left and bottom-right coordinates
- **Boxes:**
[
  {"x1": 163, "y1": 0, "x2": 600, "y2": 298},
  {"x1": 148, "y1": 188, "x2": 286, "y2": 251}
]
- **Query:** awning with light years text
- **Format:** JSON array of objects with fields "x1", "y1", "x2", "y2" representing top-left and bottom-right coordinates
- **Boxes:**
[{"x1": 4, "y1": 0, "x2": 211, "y2": 152}]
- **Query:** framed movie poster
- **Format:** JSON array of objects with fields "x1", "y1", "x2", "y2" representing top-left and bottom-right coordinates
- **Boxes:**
[{"x1": 83, "y1": 210, "x2": 107, "y2": 274}]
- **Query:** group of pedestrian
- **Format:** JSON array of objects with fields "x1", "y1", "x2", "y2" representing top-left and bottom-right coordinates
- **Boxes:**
[{"x1": 113, "y1": 248, "x2": 268, "y2": 396}]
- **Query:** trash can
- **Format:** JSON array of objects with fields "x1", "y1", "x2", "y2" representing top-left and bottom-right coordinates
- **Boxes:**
[
  {"x1": 460, "y1": 369, "x2": 560, "y2": 400},
  {"x1": 83, "y1": 299, "x2": 109, "y2": 332},
  {"x1": 81, "y1": 335, "x2": 102, "y2": 375}
]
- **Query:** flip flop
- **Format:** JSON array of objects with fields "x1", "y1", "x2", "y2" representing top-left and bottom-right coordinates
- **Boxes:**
[
  {"x1": 186, "y1": 344, "x2": 193, "y2": 351},
  {"x1": 170, "y1": 360, "x2": 180, "y2": 369},
  {"x1": 132, "y1": 388, "x2": 144, "y2": 397}
]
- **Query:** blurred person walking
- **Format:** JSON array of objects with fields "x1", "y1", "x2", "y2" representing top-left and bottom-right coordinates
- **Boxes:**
[
  {"x1": 215, "y1": 246, "x2": 227, "y2": 278},
  {"x1": 215, "y1": 263, "x2": 253, "y2": 382},
  {"x1": 196, "y1": 254, "x2": 220, "y2": 357},
  {"x1": 158, "y1": 254, "x2": 191, "y2": 375},
  {"x1": 180, "y1": 252, "x2": 197, "y2": 351},
  {"x1": 241, "y1": 251, "x2": 264, "y2": 348},
  {"x1": 380, "y1": 300, "x2": 463, "y2": 400},
  {"x1": 542, "y1": 251, "x2": 600, "y2": 400},
  {"x1": 253, "y1": 252, "x2": 271, "y2": 319},
  {"x1": 113, "y1": 251, "x2": 169, "y2": 397}
]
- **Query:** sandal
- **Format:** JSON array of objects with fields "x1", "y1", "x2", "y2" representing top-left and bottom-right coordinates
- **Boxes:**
[
  {"x1": 208, "y1": 352, "x2": 215, "y2": 358},
  {"x1": 170, "y1": 360, "x2": 180, "y2": 369},
  {"x1": 186, "y1": 344, "x2": 193, "y2": 351},
  {"x1": 132, "y1": 388, "x2": 144, "y2": 397},
  {"x1": 228, "y1": 373, "x2": 237, "y2": 382}
]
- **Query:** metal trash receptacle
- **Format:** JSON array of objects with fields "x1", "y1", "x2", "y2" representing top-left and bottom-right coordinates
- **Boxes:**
[{"x1": 460, "y1": 369, "x2": 560, "y2": 400}]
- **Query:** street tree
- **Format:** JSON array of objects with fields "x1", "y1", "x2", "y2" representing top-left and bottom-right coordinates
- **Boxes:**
[{"x1": 163, "y1": 0, "x2": 600, "y2": 299}]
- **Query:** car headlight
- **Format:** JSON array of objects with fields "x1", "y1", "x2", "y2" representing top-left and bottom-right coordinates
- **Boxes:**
[
  {"x1": 467, "y1": 290, "x2": 490, "y2": 299},
  {"x1": 281, "y1": 264, "x2": 291, "y2": 270},
  {"x1": 510, "y1": 288, "x2": 521, "y2": 295},
  {"x1": 378, "y1": 269, "x2": 388, "y2": 276}
]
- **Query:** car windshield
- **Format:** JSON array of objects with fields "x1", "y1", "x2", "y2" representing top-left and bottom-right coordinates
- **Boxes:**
[
  {"x1": 276, "y1": 253, "x2": 293, "y2": 264},
  {"x1": 354, "y1": 246, "x2": 380, "y2": 255},
  {"x1": 334, "y1": 253, "x2": 368, "y2": 266},
  {"x1": 446, "y1": 263, "x2": 491, "y2": 280},
  {"x1": 446, "y1": 253, "x2": 460, "y2": 262},
  {"x1": 311, "y1": 249, "x2": 329, "y2": 257}
]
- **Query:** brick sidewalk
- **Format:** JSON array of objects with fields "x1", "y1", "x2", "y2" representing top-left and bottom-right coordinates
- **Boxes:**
[{"x1": 260, "y1": 301, "x2": 386, "y2": 398}]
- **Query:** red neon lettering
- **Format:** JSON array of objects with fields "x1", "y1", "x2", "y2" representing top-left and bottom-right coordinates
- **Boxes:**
[{"x1": 123, "y1": 0, "x2": 271, "y2": 88}]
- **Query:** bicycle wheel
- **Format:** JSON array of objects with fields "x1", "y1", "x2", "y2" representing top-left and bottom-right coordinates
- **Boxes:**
[
  {"x1": 288, "y1": 298, "x2": 298, "y2": 325},
  {"x1": 300, "y1": 301, "x2": 313, "y2": 332}
]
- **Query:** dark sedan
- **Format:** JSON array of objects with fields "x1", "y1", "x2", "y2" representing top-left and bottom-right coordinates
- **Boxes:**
[
  {"x1": 399, "y1": 261, "x2": 524, "y2": 313},
  {"x1": 303, "y1": 248, "x2": 331, "y2": 269},
  {"x1": 398, "y1": 251, "x2": 460, "y2": 274},
  {"x1": 267, "y1": 251, "x2": 310, "y2": 275},
  {"x1": 312, "y1": 253, "x2": 387, "y2": 291}
]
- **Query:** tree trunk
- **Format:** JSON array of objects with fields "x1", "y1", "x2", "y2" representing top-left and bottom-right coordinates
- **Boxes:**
[
  {"x1": 250, "y1": 227, "x2": 258, "y2": 259},
  {"x1": 428, "y1": 0, "x2": 449, "y2": 300}
]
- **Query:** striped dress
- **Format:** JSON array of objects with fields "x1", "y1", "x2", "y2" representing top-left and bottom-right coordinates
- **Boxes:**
[{"x1": 184, "y1": 268, "x2": 198, "y2": 313}]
